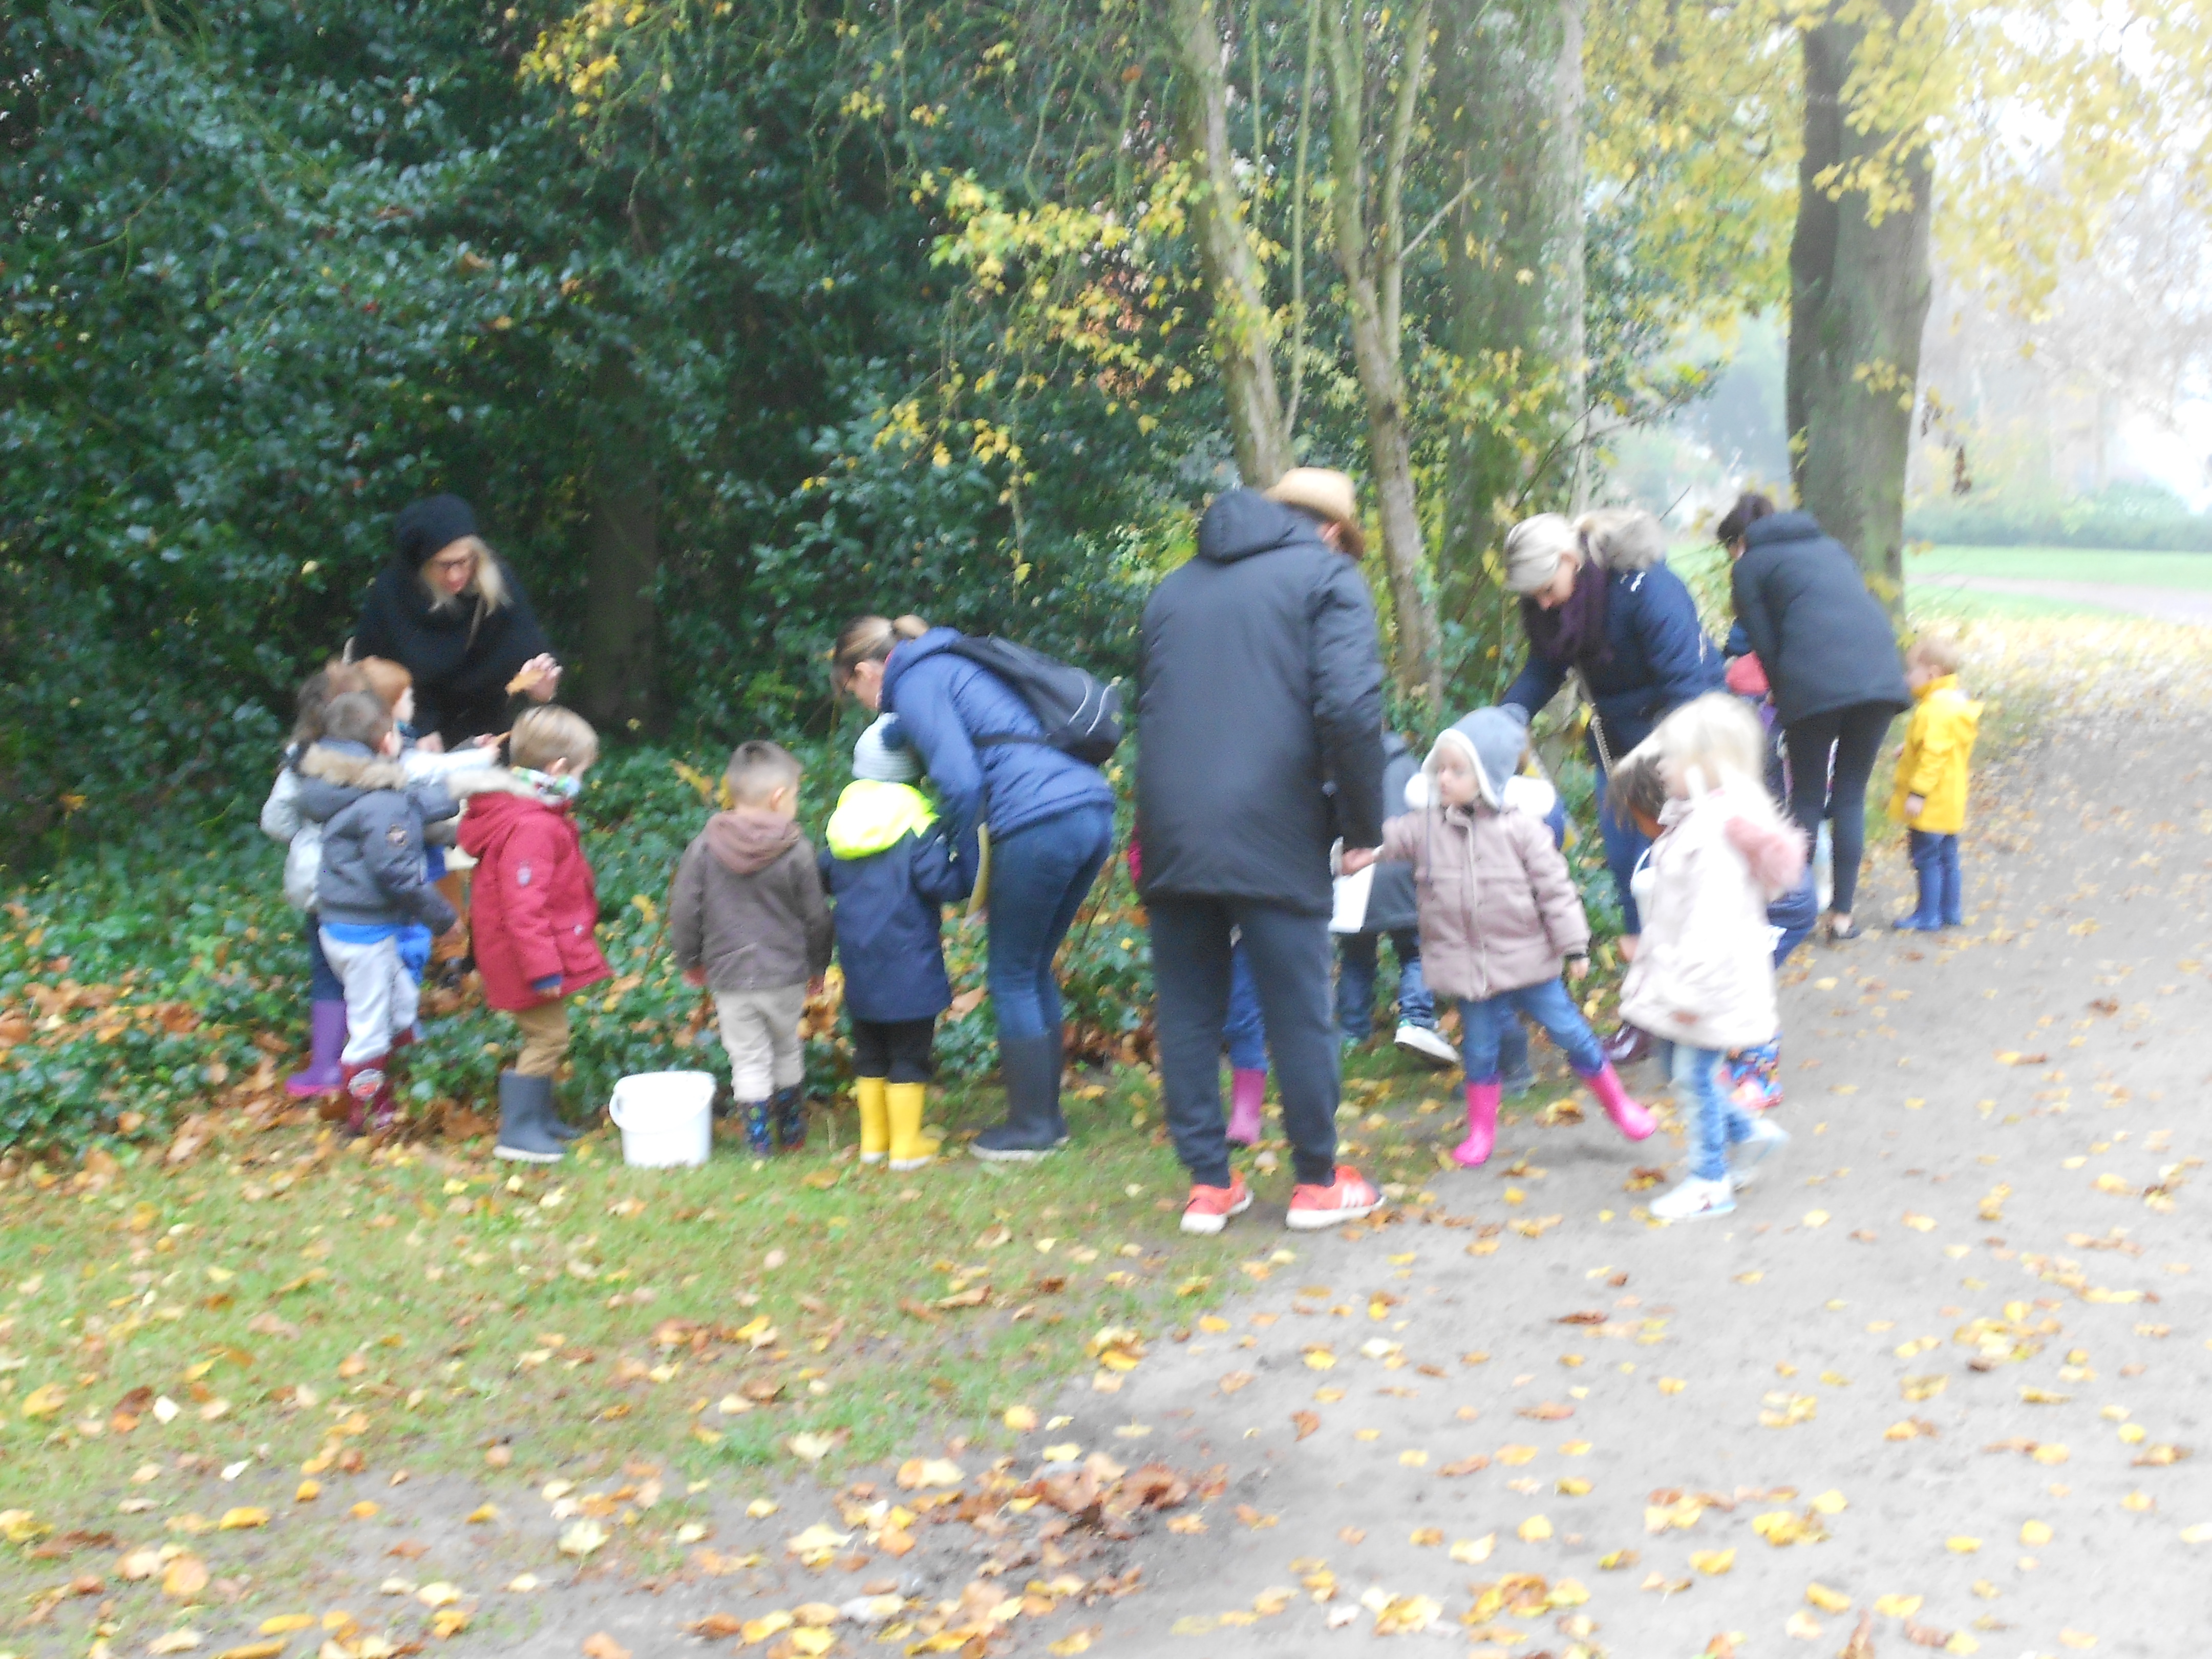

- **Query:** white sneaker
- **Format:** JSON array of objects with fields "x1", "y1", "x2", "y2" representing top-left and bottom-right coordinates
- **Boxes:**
[
  {"x1": 1650, "y1": 1174, "x2": 1736, "y2": 1221},
  {"x1": 1729, "y1": 1117, "x2": 1790, "y2": 1188},
  {"x1": 1394, "y1": 1023, "x2": 1459, "y2": 1068}
]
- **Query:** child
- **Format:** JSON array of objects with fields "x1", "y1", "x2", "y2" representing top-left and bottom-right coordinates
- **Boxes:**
[
  {"x1": 1333, "y1": 730, "x2": 1455, "y2": 1069},
  {"x1": 1888, "y1": 631, "x2": 1982, "y2": 931},
  {"x1": 819, "y1": 716, "x2": 972, "y2": 1170},
  {"x1": 294, "y1": 692, "x2": 505, "y2": 1134},
  {"x1": 459, "y1": 706, "x2": 612, "y2": 1163},
  {"x1": 670, "y1": 740, "x2": 834, "y2": 1155},
  {"x1": 262, "y1": 662, "x2": 368, "y2": 1097},
  {"x1": 1621, "y1": 695, "x2": 1805, "y2": 1220},
  {"x1": 1343, "y1": 707, "x2": 1653, "y2": 1169}
]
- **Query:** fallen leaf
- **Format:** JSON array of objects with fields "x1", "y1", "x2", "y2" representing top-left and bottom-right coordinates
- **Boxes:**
[
  {"x1": 1291, "y1": 1411, "x2": 1320, "y2": 1441},
  {"x1": 1519, "y1": 1515, "x2": 1552, "y2": 1541},
  {"x1": 1875, "y1": 1593, "x2": 1925, "y2": 1618},
  {"x1": 1218, "y1": 1371, "x2": 1254, "y2": 1395},
  {"x1": 1805, "y1": 1583, "x2": 1853, "y2": 1613},
  {"x1": 217, "y1": 1506, "x2": 270, "y2": 1531},
  {"x1": 582, "y1": 1636, "x2": 631, "y2": 1659},
  {"x1": 1690, "y1": 1548, "x2": 1735, "y2": 1575},
  {"x1": 1449, "y1": 1534, "x2": 1496, "y2": 1564},
  {"x1": 146, "y1": 1635, "x2": 202, "y2": 1656},
  {"x1": 559, "y1": 1520, "x2": 609, "y2": 1558},
  {"x1": 162, "y1": 1554, "x2": 209, "y2": 1599}
]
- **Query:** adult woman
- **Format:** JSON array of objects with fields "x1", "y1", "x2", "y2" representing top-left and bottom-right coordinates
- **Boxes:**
[
  {"x1": 832, "y1": 614, "x2": 1117, "y2": 1162},
  {"x1": 1501, "y1": 508, "x2": 1725, "y2": 955},
  {"x1": 1719, "y1": 493, "x2": 1909, "y2": 941},
  {"x1": 352, "y1": 494, "x2": 563, "y2": 750}
]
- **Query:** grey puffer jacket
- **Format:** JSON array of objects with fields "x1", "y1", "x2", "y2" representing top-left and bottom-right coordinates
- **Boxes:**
[{"x1": 293, "y1": 743, "x2": 460, "y2": 933}]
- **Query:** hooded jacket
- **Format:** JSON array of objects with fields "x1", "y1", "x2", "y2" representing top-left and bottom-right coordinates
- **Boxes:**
[
  {"x1": 351, "y1": 556, "x2": 553, "y2": 746},
  {"x1": 1372, "y1": 710, "x2": 1589, "y2": 1000},
  {"x1": 1887, "y1": 674, "x2": 1982, "y2": 834},
  {"x1": 1730, "y1": 512, "x2": 1910, "y2": 729},
  {"x1": 1503, "y1": 535, "x2": 1724, "y2": 765},
  {"x1": 818, "y1": 780, "x2": 973, "y2": 1025},
  {"x1": 1136, "y1": 489, "x2": 1387, "y2": 914},
  {"x1": 668, "y1": 809, "x2": 834, "y2": 993},
  {"x1": 459, "y1": 787, "x2": 613, "y2": 1011},
  {"x1": 292, "y1": 743, "x2": 460, "y2": 933},
  {"x1": 1333, "y1": 731, "x2": 1422, "y2": 935},
  {"x1": 880, "y1": 627, "x2": 1115, "y2": 867},
  {"x1": 1620, "y1": 777, "x2": 1807, "y2": 1051}
]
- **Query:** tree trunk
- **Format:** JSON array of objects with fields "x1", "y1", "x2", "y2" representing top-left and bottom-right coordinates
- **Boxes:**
[
  {"x1": 580, "y1": 353, "x2": 660, "y2": 734},
  {"x1": 1434, "y1": 0, "x2": 1587, "y2": 682},
  {"x1": 1167, "y1": 0, "x2": 1293, "y2": 488},
  {"x1": 1322, "y1": 0, "x2": 1443, "y2": 707},
  {"x1": 1787, "y1": 7, "x2": 1933, "y2": 607}
]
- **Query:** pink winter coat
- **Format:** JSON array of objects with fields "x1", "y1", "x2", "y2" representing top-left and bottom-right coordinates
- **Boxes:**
[
  {"x1": 1619, "y1": 779, "x2": 1805, "y2": 1051},
  {"x1": 1375, "y1": 801, "x2": 1590, "y2": 1001}
]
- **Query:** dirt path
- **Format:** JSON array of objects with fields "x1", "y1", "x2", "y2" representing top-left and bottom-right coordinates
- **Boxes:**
[
  {"x1": 1054, "y1": 713, "x2": 2212, "y2": 1655},
  {"x1": 1916, "y1": 573, "x2": 2212, "y2": 626}
]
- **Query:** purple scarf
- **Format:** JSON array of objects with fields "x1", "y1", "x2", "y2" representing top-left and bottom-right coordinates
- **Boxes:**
[{"x1": 1520, "y1": 559, "x2": 1612, "y2": 671}]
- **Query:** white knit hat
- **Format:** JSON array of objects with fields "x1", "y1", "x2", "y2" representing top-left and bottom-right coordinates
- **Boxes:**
[{"x1": 854, "y1": 714, "x2": 920, "y2": 783}]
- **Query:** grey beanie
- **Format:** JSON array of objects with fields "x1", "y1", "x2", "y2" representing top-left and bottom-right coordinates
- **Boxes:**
[{"x1": 854, "y1": 714, "x2": 920, "y2": 783}]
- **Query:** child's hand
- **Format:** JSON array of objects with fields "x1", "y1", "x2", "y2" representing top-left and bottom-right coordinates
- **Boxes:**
[
  {"x1": 807, "y1": 975, "x2": 827, "y2": 997},
  {"x1": 1905, "y1": 793, "x2": 1926, "y2": 819},
  {"x1": 1566, "y1": 956, "x2": 1590, "y2": 984},
  {"x1": 529, "y1": 975, "x2": 561, "y2": 997},
  {"x1": 683, "y1": 966, "x2": 707, "y2": 989},
  {"x1": 1672, "y1": 1009, "x2": 1699, "y2": 1027},
  {"x1": 1339, "y1": 846, "x2": 1379, "y2": 875}
]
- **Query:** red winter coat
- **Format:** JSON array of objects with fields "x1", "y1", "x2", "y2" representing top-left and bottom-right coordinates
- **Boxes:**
[{"x1": 459, "y1": 789, "x2": 612, "y2": 1012}]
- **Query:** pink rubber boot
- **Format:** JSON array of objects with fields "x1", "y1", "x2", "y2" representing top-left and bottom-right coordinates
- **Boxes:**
[
  {"x1": 1584, "y1": 1062, "x2": 1655, "y2": 1141},
  {"x1": 1226, "y1": 1069, "x2": 1267, "y2": 1147},
  {"x1": 1452, "y1": 1080, "x2": 1501, "y2": 1167}
]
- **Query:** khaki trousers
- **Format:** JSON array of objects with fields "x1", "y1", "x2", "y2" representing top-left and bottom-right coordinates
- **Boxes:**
[{"x1": 509, "y1": 999, "x2": 571, "y2": 1077}]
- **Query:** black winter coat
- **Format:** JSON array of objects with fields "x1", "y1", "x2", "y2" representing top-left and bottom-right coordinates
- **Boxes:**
[
  {"x1": 1730, "y1": 512, "x2": 1909, "y2": 729},
  {"x1": 352, "y1": 559, "x2": 553, "y2": 746},
  {"x1": 1136, "y1": 490, "x2": 1387, "y2": 916},
  {"x1": 1347, "y1": 732, "x2": 1421, "y2": 934}
]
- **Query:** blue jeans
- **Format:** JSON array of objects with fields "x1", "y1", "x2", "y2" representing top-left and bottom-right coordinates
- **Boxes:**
[
  {"x1": 306, "y1": 919, "x2": 344, "y2": 1002},
  {"x1": 986, "y1": 803, "x2": 1116, "y2": 1041},
  {"x1": 1335, "y1": 930, "x2": 1436, "y2": 1038},
  {"x1": 1673, "y1": 1042, "x2": 1755, "y2": 1181},
  {"x1": 1224, "y1": 943, "x2": 1267, "y2": 1073},
  {"x1": 1908, "y1": 830, "x2": 1963, "y2": 926},
  {"x1": 1458, "y1": 979, "x2": 1605, "y2": 1083},
  {"x1": 1768, "y1": 871, "x2": 1819, "y2": 965},
  {"x1": 1593, "y1": 766, "x2": 1652, "y2": 936}
]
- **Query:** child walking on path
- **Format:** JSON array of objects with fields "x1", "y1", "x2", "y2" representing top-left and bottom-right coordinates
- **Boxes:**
[
  {"x1": 1622, "y1": 695, "x2": 1806, "y2": 1221},
  {"x1": 295, "y1": 692, "x2": 511, "y2": 1134},
  {"x1": 670, "y1": 741, "x2": 834, "y2": 1156},
  {"x1": 819, "y1": 716, "x2": 972, "y2": 1171},
  {"x1": 460, "y1": 707, "x2": 611, "y2": 1163},
  {"x1": 1345, "y1": 707, "x2": 1654, "y2": 1169},
  {"x1": 1888, "y1": 631, "x2": 1982, "y2": 931}
]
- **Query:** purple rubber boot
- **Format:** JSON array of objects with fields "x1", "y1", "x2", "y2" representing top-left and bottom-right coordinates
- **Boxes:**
[{"x1": 287, "y1": 1000, "x2": 347, "y2": 1098}]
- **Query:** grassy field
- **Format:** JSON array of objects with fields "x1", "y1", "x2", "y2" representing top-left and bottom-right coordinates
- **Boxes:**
[{"x1": 1905, "y1": 544, "x2": 2212, "y2": 589}]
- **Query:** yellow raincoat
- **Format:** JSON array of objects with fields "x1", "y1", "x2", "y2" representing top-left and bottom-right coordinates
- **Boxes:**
[{"x1": 1887, "y1": 675, "x2": 1982, "y2": 835}]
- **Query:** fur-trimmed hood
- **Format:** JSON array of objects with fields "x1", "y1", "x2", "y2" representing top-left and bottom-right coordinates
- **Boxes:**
[
  {"x1": 293, "y1": 741, "x2": 413, "y2": 826},
  {"x1": 1578, "y1": 506, "x2": 1667, "y2": 574}
]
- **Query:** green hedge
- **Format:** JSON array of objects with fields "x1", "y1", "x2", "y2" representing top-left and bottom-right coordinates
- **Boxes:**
[{"x1": 1906, "y1": 481, "x2": 2212, "y2": 552}]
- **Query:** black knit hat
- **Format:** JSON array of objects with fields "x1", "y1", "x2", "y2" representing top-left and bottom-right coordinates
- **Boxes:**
[{"x1": 392, "y1": 494, "x2": 479, "y2": 568}]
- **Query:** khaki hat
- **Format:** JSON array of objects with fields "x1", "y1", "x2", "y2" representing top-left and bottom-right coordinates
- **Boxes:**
[{"x1": 1265, "y1": 468, "x2": 1365, "y2": 557}]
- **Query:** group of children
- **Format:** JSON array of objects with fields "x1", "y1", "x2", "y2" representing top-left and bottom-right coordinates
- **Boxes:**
[{"x1": 259, "y1": 621, "x2": 1975, "y2": 1212}]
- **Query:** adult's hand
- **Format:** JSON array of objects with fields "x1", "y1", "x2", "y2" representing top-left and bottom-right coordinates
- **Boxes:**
[
  {"x1": 417, "y1": 733, "x2": 447, "y2": 755},
  {"x1": 514, "y1": 653, "x2": 563, "y2": 703},
  {"x1": 1338, "y1": 846, "x2": 1380, "y2": 875}
]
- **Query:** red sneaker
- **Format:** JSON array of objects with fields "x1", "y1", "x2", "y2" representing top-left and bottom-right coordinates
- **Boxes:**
[
  {"x1": 1180, "y1": 1171, "x2": 1253, "y2": 1236},
  {"x1": 1286, "y1": 1165, "x2": 1381, "y2": 1231}
]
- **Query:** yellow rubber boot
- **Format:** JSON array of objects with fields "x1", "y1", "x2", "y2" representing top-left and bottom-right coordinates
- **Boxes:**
[
  {"x1": 886, "y1": 1082, "x2": 940, "y2": 1172},
  {"x1": 855, "y1": 1077, "x2": 890, "y2": 1165}
]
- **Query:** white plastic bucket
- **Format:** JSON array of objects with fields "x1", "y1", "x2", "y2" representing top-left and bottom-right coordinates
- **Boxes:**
[{"x1": 607, "y1": 1071, "x2": 716, "y2": 1168}]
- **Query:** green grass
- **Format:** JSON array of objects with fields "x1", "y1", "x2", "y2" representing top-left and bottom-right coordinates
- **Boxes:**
[{"x1": 1906, "y1": 544, "x2": 2212, "y2": 590}]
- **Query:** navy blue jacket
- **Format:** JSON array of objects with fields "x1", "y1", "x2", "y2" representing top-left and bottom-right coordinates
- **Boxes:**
[
  {"x1": 1730, "y1": 512, "x2": 1909, "y2": 729},
  {"x1": 1502, "y1": 561, "x2": 1724, "y2": 765},
  {"x1": 881, "y1": 628, "x2": 1116, "y2": 870},
  {"x1": 818, "y1": 782, "x2": 974, "y2": 1025}
]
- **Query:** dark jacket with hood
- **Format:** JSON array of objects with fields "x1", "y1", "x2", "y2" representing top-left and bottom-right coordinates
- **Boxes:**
[
  {"x1": 293, "y1": 742, "x2": 460, "y2": 933},
  {"x1": 818, "y1": 781, "x2": 973, "y2": 1025},
  {"x1": 879, "y1": 627, "x2": 1115, "y2": 868},
  {"x1": 668, "y1": 809, "x2": 834, "y2": 993},
  {"x1": 1502, "y1": 525, "x2": 1723, "y2": 765},
  {"x1": 1137, "y1": 489, "x2": 1387, "y2": 915},
  {"x1": 352, "y1": 558, "x2": 553, "y2": 747},
  {"x1": 1729, "y1": 511, "x2": 1910, "y2": 730},
  {"x1": 1344, "y1": 731, "x2": 1421, "y2": 935}
]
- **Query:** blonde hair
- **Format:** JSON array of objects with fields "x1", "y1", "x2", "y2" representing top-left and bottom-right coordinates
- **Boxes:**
[
  {"x1": 1502, "y1": 514, "x2": 1578, "y2": 594},
  {"x1": 509, "y1": 705, "x2": 600, "y2": 772},
  {"x1": 1575, "y1": 507, "x2": 1667, "y2": 573},
  {"x1": 1653, "y1": 693, "x2": 1767, "y2": 792},
  {"x1": 357, "y1": 656, "x2": 413, "y2": 714},
  {"x1": 1908, "y1": 629, "x2": 1964, "y2": 674},
  {"x1": 725, "y1": 739, "x2": 802, "y2": 806},
  {"x1": 419, "y1": 535, "x2": 510, "y2": 615},
  {"x1": 1606, "y1": 737, "x2": 1670, "y2": 830},
  {"x1": 830, "y1": 613, "x2": 930, "y2": 692}
]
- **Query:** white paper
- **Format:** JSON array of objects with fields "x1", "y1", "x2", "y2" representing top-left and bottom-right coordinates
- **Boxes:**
[{"x1": 1330, "y1": 864, "x2": 1375, "y2": 934}]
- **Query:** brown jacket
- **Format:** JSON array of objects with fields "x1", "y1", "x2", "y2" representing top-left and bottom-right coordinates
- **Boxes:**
[
  {"x1": 669, "y1": 810, "x2": 834, "y2": 993},
  {"x1": 1375, "y1": 801, "x2": 1590, "y2": 1001}
]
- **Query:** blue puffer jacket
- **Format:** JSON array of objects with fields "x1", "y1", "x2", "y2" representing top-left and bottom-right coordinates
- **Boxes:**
[
  {"x1": 818, "y1": 780, "x2": 973, "y2": 1025},
  {"x1": 880, "y1": 628, "x2": 1116, "y2": 865},
  {"x1": 1502, "y1": 561, "x2": 1724, "y2": 765}
]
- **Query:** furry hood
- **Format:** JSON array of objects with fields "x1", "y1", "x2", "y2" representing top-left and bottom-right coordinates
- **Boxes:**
[
  {"x1": 1578, "y1": 506, "x2": 1667, "y2": 575},
  {"x1": 297, "y1": 742, "x2": 410, "y2": 793}
]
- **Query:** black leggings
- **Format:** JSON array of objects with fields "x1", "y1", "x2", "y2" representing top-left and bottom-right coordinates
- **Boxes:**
[
  {"x1": 852, "y1": 1017, "x2": 936, "y2": 1084},
  {"x1": 1782, "y1": 700, "x2": 1898, "y2": 916}
]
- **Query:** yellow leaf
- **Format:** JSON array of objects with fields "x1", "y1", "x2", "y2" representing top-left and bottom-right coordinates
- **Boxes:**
[
  {"x1": 416, "y1": 1582, "x2": 463, "y2": 1608},
  {"x1": 294, "y1": 1481, "x2": 321, "y2": 1503},
  {"x1": 162, "y1": 1554, "x2": 210, "y2": 1599},
  {"x1": 1946, "y1": 1536, "x2": 1982, "y2": 1553},
  {"x1": 260, "y1": 1615, "x2": 315, "y2": 1635},
  {"x1": 1048, "y1": 1634, "x2": 1096, "y2": 1657},
  {"x1": 1785, "y1": 1609, "x2": 1824, "y2": 1639},
  {"x1": 1805, "y1": 1584, "x2": 1852, "y2": 1613},
  {"x1": 146, "y1": 1635, "x2": 202, "y2": 1656},
  {"x1": 2020, "y1": 1519, "x2": 2052, "y2": 1546},
  {"x1": 1518, "y1": 1514, "x2": 1552, "y2": 1541},
  {"x1": 1875, "y1": 1593, "x2": 1924, "y2": 1618},
  {"x1": 2179, "y1": 1522, "x2": 2212, "y2": 1544},
  {"x1": 1450, "y1": 1534, "x2": 1496, "y2": 1564},
  {"x1": 466, "y1": 1503, "x2": 498, "y2": 1523},
  {"x1": 1689, "y1": 1548, "x2": 1735, "y2": 1575},
  {"x1": 1810, "y1": 1490, "x2": 1847, "y2": 1515},
  {"x1": 559, "y1": 1519, "x2": 609, "y2": 1557},
  {"x1": 19, "y1": 1383, "x2": 66, "y2": 1419},
  {"x1": 1004, "y1": 1406, "x2": 1038, "y2": 1432},
  {"x1": 431, "y1": 1608, "x2": 470, "y2": 1639},
  {"x1": 218, "y1": 1506, "x2": 270, "y2": 1530}
]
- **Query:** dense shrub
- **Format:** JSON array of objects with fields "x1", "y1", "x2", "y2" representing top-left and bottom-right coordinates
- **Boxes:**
[{"x1": 1905, "y1": 481, "x2": 2212, "y2": 552}]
